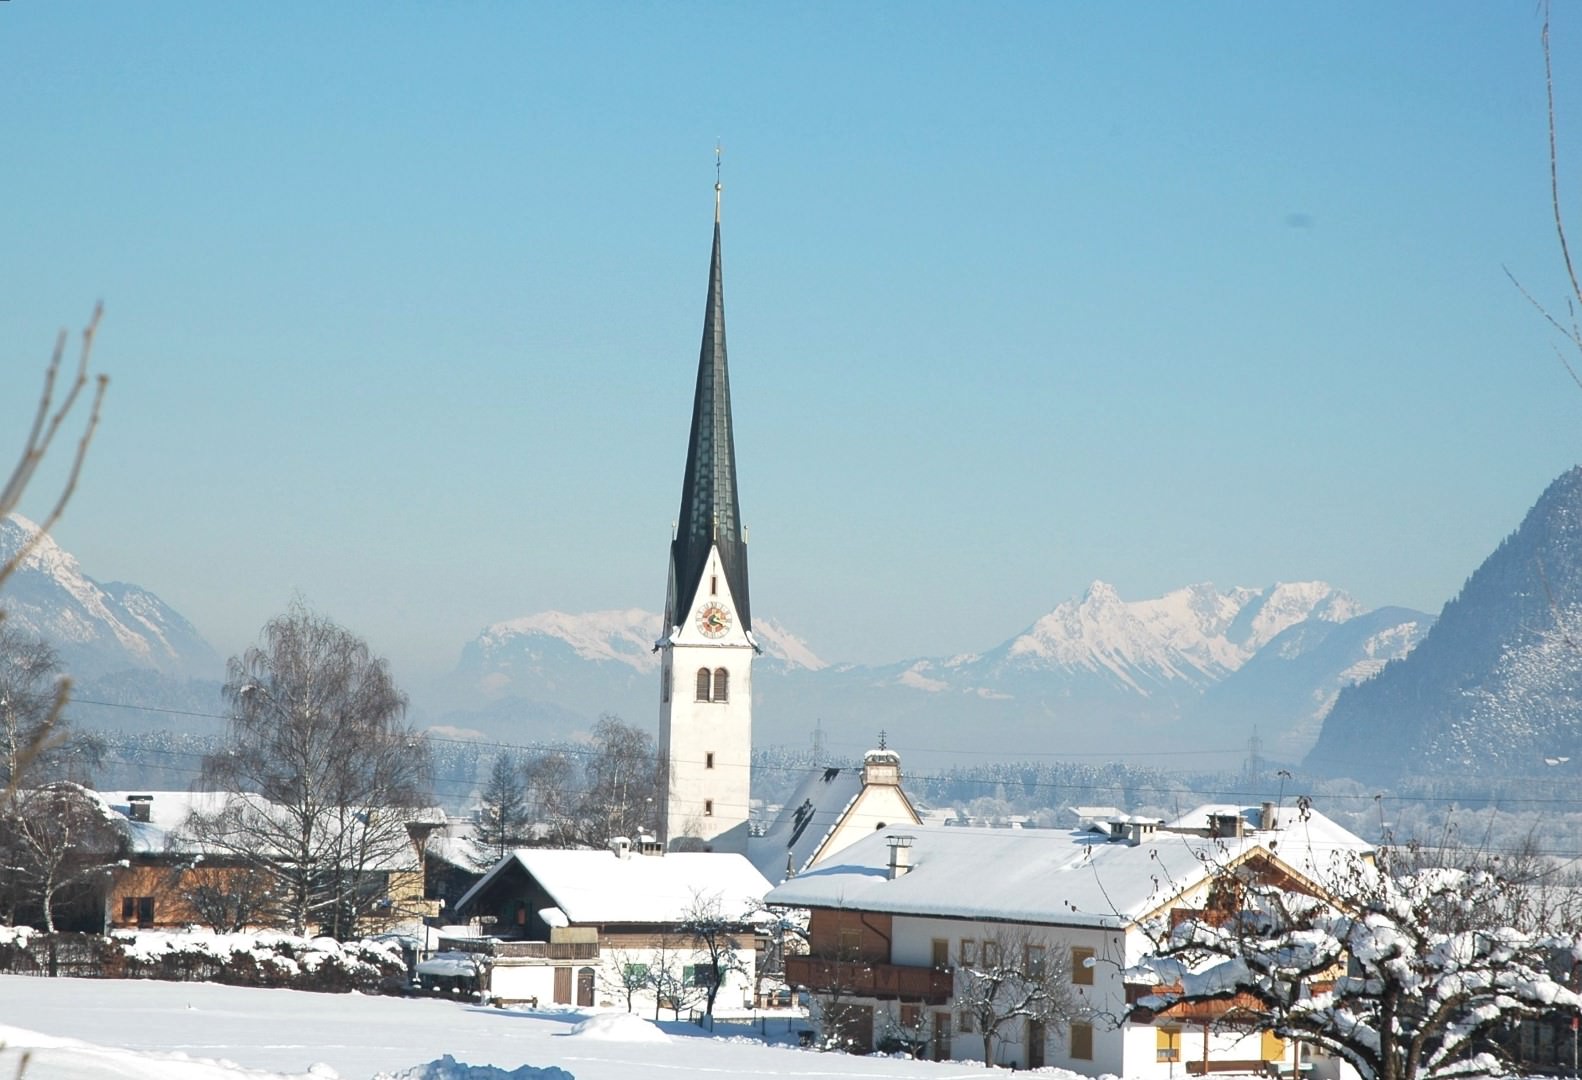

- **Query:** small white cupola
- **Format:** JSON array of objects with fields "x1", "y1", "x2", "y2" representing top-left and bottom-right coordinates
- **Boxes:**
[{"x1": 861, "y1": 731, "x2": 902, "y2": 788}]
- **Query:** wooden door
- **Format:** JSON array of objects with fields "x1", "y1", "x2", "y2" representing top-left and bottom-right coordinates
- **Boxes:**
[
  {"x1": 932, "y1": 1012, "x2": 951, "y2": 1061},
  {"x1": 553, "y1": 966, "x2": 572, "y2": 1004},
  {"x1": 577, "y1": 967, "x2": 595, "y2": 1007},
  {"x1": 1027, "y1": 1019, "x2": 1046, "y2": 1068}
]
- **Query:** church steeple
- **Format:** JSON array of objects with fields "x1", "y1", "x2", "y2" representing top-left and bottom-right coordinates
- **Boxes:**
[
  {"x1": 666, "y1": 185, "x2": 750, "y2": 632},
  {"x1": 656, "y1": 169, "x2": 756, "y2": 854}
]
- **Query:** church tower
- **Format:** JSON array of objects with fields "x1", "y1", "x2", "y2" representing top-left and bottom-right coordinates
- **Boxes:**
[{"x1": 656, "y1": 174, "x2": 756, "y2": 854}]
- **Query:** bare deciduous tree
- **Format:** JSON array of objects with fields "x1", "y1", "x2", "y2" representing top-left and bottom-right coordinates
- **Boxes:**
[
  {"x1": 7, "y1": 781, "x2": 123, "y2": 933},
  {"x1": 602, "y1": 949, "x2": 653, "y2": 1012},
  {"x1": 521, "y1": 749, "x2": 577, "y2": 847},
  {"x1": 0, "y1": 308, "x2": 107, "y2": 804},
  {"x1": 573, "y1": 715, "x2": 661, "y2": 847},
  {"x1": 679, "y1": 890, "x2": 751, "y2": 1019},
  {"x1": 0, "y1": 629, "x2": 99, "y2": 790},
  {"x1": 646, "y1": 931, "x2": 703, "y2": 1021},
  {"x1": 163, "y1": 857, "x2": 278, "y2": 934},
  {"x1": 187, "y1": 604, "x2": 433, "y2": 938},
  {"x1": 955, "y1": 928, "x2": 1079, "y2": 1067}
]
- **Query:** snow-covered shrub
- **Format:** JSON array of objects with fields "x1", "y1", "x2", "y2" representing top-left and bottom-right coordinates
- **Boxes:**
[{"x1": 103, "y1": 929, "x2": 407, "y2": 993}]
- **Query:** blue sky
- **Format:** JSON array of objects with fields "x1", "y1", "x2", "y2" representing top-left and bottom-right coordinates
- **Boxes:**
[{"x1": 4, "y1": 3, "x2": 1582, "y2": 684}]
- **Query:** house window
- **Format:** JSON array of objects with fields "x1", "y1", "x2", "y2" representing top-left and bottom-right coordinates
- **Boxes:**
[
  {"x1": 838, "y1": 928, "x2": 862, "y2": 961},
  {"x1": 121, "y1": 896, "x2": 154, "y2": 928},
  {"x1": 696, "y1": 668, "x2": 711, "y2": 701},
  {"x1": 713, "y1": 667, "x2": 729, "y2": 702},
  {"x1": 959, "y1": 938, "x2": 976, "y2": 965},
  {"x1": 1157, "y1": 1026, "x2": 1181, "y2": 1062},
  {"x1": 684, "y1": 964, "x2": 719, "y2": 988},
  {"x1": 1025, "y1": 944, "x2": 1046, "y2": 977},
  {"x1": 705, "y1": 751, "x2": 715, "y2": 770},
  {"x1": 959, "y1": 1009, "x2": 975, "y2": 1034},
  {"x1": 704, "y1": 799, "x2": 714, "y2": 816},
  {"x1": 624, "y1": 963, "x2": 650, "y2": 981},
  {"x1": 1071, "y1": 946, "x2": 1095, "y2": 985},
  {"x1": 931, "y1": 938, "x2": 949, "y2": 970},
  {"x1": 981, "y1": 940, "x2": 1001, "y2": 969},
  {"x1": 900, "y1": 1003, "x2": 922, "y2": 1030},
  {"x1": 1070, "y1": 1021, "x2": 1094, "y2": 1060}
]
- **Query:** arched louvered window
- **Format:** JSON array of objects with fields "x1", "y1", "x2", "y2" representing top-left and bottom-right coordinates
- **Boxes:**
[
  {"x1": 713, "y1": 667, "x2": 729, "y2": 702},
  {"x1": 695, "y1": 668, "x2": 712, "y2": 702}
]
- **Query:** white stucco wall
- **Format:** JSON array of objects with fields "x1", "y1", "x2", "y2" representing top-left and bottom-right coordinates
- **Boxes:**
[
  {"x1": 659, "y1": 545, "x2": 753, "y2": 854},
  {"x1": 814, "y1": 784, "x2": 920, "y2": 868},
  {"x1": 487, "y1": 943, "x2": 755, "y2": 1015},
  {"x1": 888, "y1": 914, "x2": 1129, "y2": 1073}
]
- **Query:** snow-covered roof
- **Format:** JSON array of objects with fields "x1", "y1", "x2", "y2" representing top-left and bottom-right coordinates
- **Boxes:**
[
  {"x1": 94, "y1": 790, "x2": 441, "y2": 870},
  {"x1": 457, "y1": 849, "x2": 773, "y2": 925},
  {"x1": 765, "y1": 805, "x2": 1373, "y2": 929},
  {"x1": 748, "y1": 766, "x2": 863, "y2": 882},
  {"x1": 424, "y1": 824, "x2": 491, "y2": 872},
  {"x1": 1068, "y1": 805, "x2": 1124, "y2": 823},
  {"x1": 96, "y1": 790, "x2": 237, "y2": 856}
]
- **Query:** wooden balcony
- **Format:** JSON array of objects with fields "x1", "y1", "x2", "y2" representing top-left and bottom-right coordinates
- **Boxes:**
[{"x1": 785, "y1": 956, "x2": 954, "y2": 1005}]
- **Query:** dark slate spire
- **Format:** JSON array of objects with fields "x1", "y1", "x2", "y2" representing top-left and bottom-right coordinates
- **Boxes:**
[{"x1": 667, "y1": 183, "x2": 751, "y2": 631}]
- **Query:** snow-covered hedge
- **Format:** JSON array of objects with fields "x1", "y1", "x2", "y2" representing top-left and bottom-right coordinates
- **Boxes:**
[
  {"x1": 116, "y1": 929, "x2": 407, "y2": 992},
  {"x1": 0, "y1": 929, "x2": 407, "y2": 994}
]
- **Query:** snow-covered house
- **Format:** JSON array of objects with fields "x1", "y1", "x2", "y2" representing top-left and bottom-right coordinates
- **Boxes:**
[
  {"x1": 97, "y1": 790, "x2": 441, "y2": 935},
  {"x1": 750, "y1": 747, "x2": 922, "y2": 884},
  {"x1": 451, "y1": 843, "x2": 773, "y2": 1010},
  {"x1": 765, "y1": 803, "x2": 1373, "y2": 1074}
]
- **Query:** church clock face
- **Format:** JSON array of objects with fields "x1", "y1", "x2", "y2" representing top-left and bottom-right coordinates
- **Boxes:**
[{"x1": 696, "y1": 601, "x2": 731, "y2": 639}]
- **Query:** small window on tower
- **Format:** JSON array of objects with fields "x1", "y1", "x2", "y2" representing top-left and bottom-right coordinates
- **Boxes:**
[
  {"x1": 711, "y1": 574, "x2": 718, "y2": 596},
  {"x1": 705, "y1": 752, "x2": 715, "y2": 769},
  {"x1": 713, "y1": 667, "x2": 729, "y2": 702},
  {"x1": 704, "y1": 799, "x2": 714, "y2": 816},
  {"x1": 696, "y1": 668, "x2": 711, "y2": 701}
]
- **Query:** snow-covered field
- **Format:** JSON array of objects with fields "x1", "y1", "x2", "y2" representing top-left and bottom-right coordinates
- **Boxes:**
[{"x1": 0, "y1": 976, "x2": 1013, "y2": 1080}]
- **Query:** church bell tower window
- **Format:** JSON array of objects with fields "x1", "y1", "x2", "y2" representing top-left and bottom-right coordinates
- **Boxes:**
[
  {"x1": 695, "y1": 668, "x2": 711, "y2": 702},
  {"x1": 713, "y1": 667, "x2": 729, "y2": 702}
]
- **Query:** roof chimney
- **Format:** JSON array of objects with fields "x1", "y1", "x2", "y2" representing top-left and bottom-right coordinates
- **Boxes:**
[
  {"x1": 886, "y1": 834, "x2": 915, "y2": 880},
  {"x1": 1260, "y1": 802, "x2": 1278, "y2": 830},
  {"x1": 1208, "y1": 813, "x2": 1245, "y2": 840},
  {"x1": 1125, "y1": 820, "x2": 1158, "y2": 847},
  {"x1": 128, "y1": 795, "x2": 152, "y2": 823}
]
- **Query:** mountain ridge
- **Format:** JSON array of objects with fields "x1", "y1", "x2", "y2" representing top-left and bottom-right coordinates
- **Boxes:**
[
  {"x1": 1307, "y1": 467, "x2": 1582, "y2": 783},
  {"x1": 0, "y1": 515, "x2": 220, "y2": 681}
]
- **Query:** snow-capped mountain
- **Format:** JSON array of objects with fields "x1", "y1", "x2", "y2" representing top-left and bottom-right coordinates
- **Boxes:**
[
  {"x1": 954, "y1": 580, "x2": 1365, "y2": 693},
  {"x1": 1308, "y1": 467, "x2": 1582, "y2": 783},
  {"x1": 0, "y1": 515, "x2": 220, "y2": 680},
  {"x1": 434, "y1": 582, "x2": 1426, "y2": 767}
]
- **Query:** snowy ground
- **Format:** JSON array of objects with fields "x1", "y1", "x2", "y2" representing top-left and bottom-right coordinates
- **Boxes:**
[{"x1": 0, "y1": 976, "x2": 1021, "y2": 1080}]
